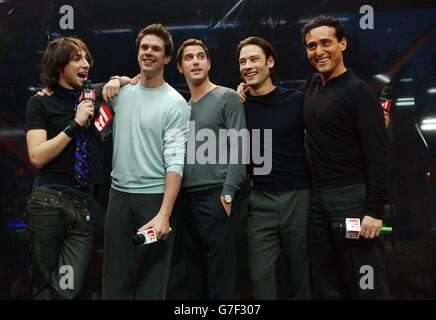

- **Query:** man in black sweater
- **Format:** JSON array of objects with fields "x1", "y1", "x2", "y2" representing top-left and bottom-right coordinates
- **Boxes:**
[
  {"x1": 237, "y1": 37, "x2": 311, "y2": 299},
  {"x1": 301, "y1": 15, "x2": 390, "y2": 299}
]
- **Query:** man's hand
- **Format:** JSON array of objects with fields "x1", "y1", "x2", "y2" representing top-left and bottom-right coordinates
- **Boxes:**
[
  {"x1": 220, "y1": 197, "x2": 232, "y2": 217},
  {"x1": 131, "y1": 74, "x2": 141, "y2": 85},
  {"x1": 74, "y1": 100, "x2": 95, "y2": 127},
  {"x1": 138, "y1": 211, "x2": 171, "y2": 241},
  {"x1": 102, "y1": 78, "x2": 121, "y2": 103},
  {"x1": 236, "y1": 82, "x2": 249, "y2": 102},
  {"x1": 384, "y1": 111, "x2": 390, "y2": 128},
  {"x1": 36, "y1": 87, "x2": 53, "y2": 96},
  {"x1": 360, "y1": 215, "x2": 383, "y2": 239}
]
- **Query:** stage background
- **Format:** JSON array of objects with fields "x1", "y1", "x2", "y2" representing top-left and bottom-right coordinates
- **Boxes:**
[{"x1": 0, "y1": 0, "x2": 435, "y2": 299}]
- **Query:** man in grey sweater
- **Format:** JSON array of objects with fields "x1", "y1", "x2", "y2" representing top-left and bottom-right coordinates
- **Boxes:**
[{"x1": 176, "y1": 39, "x2": 246, "y2": 299}]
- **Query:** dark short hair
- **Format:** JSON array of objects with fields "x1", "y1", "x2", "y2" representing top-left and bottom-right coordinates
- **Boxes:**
[
  {"x1": 136, "y1": 23, "x2": 173, "y2": 57},
  {"x1": 236, "y1": 36, "x2": 278, "y2": 84},
  {"x1": 301, "y1": 15, "x2": 346, "y2": 46},
  {"x1": 176, "y1": 39, "x2": 210, "y2": 64},
  {"x1": 40, "y1": 37, "x2": 93, "y2": 89}
]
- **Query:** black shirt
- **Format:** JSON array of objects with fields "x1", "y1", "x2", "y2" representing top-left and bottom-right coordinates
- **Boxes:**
[
  {"x1": 303, "y1": 71, "x2": 387, "y2": 218},
  {"x1": 25, "y1": 84, "x2": 106, "y2": 189},
  {"x1": 244, "y1": 86, "x2": 310, "y2": 192}
]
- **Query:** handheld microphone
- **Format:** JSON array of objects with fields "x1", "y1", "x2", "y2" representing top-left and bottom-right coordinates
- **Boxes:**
[
  {"x1": 379, "y1": 86, "x2": 393, "y2": 112},
  {"x1": 332, "y1": 218, "x2": 392, "y2": 240},
  {"x1": 131, "y1": 228, "x2": 158, "y2": 245},
  {"x1": 131, "y1": 226, "x2": 172, "y2": 245},
  {"x1": 80, "y1": 80, "x2": 96, "y2": 127}
]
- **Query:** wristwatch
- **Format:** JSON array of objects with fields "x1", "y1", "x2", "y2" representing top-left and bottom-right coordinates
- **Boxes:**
[{"x1": 221, "y1": 194, "x2": 232, "y2": 204}]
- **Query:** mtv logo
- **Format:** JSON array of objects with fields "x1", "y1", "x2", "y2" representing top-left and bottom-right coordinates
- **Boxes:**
[
  {"x1": 146, "y1": 228, "x2": 156, "y2": 242},
  {"x1": 79, "y1": 90, "x2": 96, "y2": 102},
  {"x1": 345, "y1": 218, "x2": 361, "y2": 239}
]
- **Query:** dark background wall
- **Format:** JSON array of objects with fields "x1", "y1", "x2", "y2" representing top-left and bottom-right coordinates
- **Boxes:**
[{"x1": 0, "y1": 0, "x2": 435, "y2": 299}]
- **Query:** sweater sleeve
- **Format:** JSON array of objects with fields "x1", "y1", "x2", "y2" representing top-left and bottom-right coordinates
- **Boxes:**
[
  {"x1": 221, "y1": 89, "x2": 247, "y2": 198},
  {"x1": 353, "y1": 82, "x2": 388, "y2": 219},
  {"x1": 163, "y1": 101, "x2": 191, "y2": 177}
]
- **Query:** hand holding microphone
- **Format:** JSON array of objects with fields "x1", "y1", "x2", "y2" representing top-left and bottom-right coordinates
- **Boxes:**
[
  {"x1": 132, "y1": 212, "x2": 172, "y2": 245},
  {"x1": 332, "y1": 218, "x2": 392, "y2": 240},
  {"x1": 80, "y1": 80, "x2": 96, "y2": 127},
  {"x1": 74, "y1": 99, "x2": 95, "y2": 127},
  {"x1": 379, "y1": 86, "x2": 393, "y2": 128},
  {"x1": 132, "y1": 226, "x2": 173, "y2": 245}
]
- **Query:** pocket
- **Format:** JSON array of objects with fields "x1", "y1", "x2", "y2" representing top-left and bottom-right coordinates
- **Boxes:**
[
  {"x1": 219, "y1": 197, "x2": 231, "y2": 219},
  {"x1": 28, "y1": 193, "x2": 59, "y2": 213}
]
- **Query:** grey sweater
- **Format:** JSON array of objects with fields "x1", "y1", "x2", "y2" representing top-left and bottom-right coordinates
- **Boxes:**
[{"x1": 182, "y1": 86, "x2": 247, "y2": 198}]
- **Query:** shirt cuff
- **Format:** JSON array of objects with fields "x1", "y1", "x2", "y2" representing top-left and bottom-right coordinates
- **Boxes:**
[
  {"x1": 166, "y1": 164, "x2": 184, "y2": 178},
  {"x1": 221, "y1": 184, "x2": 238, "y2": 199}
]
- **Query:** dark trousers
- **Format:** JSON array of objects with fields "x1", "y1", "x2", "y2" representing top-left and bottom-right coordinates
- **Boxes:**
[
  {"x1": 27, "y1": 186, "x2": 94, "y2": 300},
  {"x1": 181, "y1": 187, "x2": 238, "y2": 299},
  {"x1": 102, "y1": 188, "x2": 176, "y2": 300},
  {"x1": 247, "y1": 189, "x2": 311, "y2": 300},
  {"x1": 308, "y1": 184, "x2": 390, "y2": 299}
]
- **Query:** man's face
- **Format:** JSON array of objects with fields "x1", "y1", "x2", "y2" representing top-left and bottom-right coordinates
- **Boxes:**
[
  {"x1": 58, "y1": 48, "x2": 90, "y2": 90},
  {"x1": 305, "y1": 25, "x2": 346, "y2": 77},
  {"x1": 239, "y1": 44, "x2": 274, "y2": 90},
  {"x1": 177, "y1": 45, "x2": 210, "y2": 85},
  {"x1": 137, "y1": 34, "x2": 171, "y2": 76}
]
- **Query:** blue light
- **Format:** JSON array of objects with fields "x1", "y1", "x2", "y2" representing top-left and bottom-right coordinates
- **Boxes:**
[{"x1": 6, "y1": 223, "x2": 27, "y2": 228}]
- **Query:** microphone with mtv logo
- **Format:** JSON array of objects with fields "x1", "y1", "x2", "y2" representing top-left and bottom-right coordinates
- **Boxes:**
[
  {"x1": 131, "y1": 227, "x2": 173, "y2": 245},
  {"x1": 332, "y1": 218, "x2": 392, "y2": 239},
  {"x1": 80, "y1": 80, "x2": 96, "y2": 127}
]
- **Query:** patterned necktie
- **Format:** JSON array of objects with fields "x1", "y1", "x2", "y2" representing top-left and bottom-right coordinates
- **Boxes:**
[{"x1": 72, "y1": 93, "x2": 92, "y2": 188}]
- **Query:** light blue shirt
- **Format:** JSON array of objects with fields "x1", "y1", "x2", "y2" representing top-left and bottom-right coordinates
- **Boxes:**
[{"x1": 111, "y1": 82, "x2": 191, "y2": 194}]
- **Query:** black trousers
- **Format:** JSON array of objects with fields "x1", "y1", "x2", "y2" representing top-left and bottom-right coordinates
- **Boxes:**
[
  {"x1": 308, "y1": 184, "x2": 390, "y2": 299},
  {"x1": 102, "y1": 188, "x2": 176, "y2": 300},
  {"x1": 181, "y1": 186, "x2": 238, "y2": 299},
  {"x1": 27, "y1": 186, "x2": 94, "y2": 300},
  {"x1": 247, "y1": 189, "x2": 311, "y2": 300}
]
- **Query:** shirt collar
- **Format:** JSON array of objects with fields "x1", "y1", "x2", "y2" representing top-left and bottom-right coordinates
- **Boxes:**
[
  {"x1": 53, "y1": 84, "x2": 82, "y2": 99},
  {"x1": 315, "y1": 69, "x2": 352, "y2": 88}
]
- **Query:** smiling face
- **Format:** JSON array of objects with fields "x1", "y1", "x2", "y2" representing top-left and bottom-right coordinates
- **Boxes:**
[
  {"x1": 137, "y1": 34, "x2": 171, "y2": 77},
  {"x1": 58, "y1": 48, "x2": 90, "y2": 90},
  {"x1": 238, "y1": 44, "x2": 275, "y2": 91},
  {"x1": 305, "y1": 25, "x2": 347, "y2": 82},
  {"x1": 177, "y1": 44, "x2": 210, "y2": 85}
]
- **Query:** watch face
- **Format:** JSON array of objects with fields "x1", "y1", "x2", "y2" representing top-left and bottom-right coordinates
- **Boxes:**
[{"x1": 223, "y1": 195, "x2": 232, "y2": 203}]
